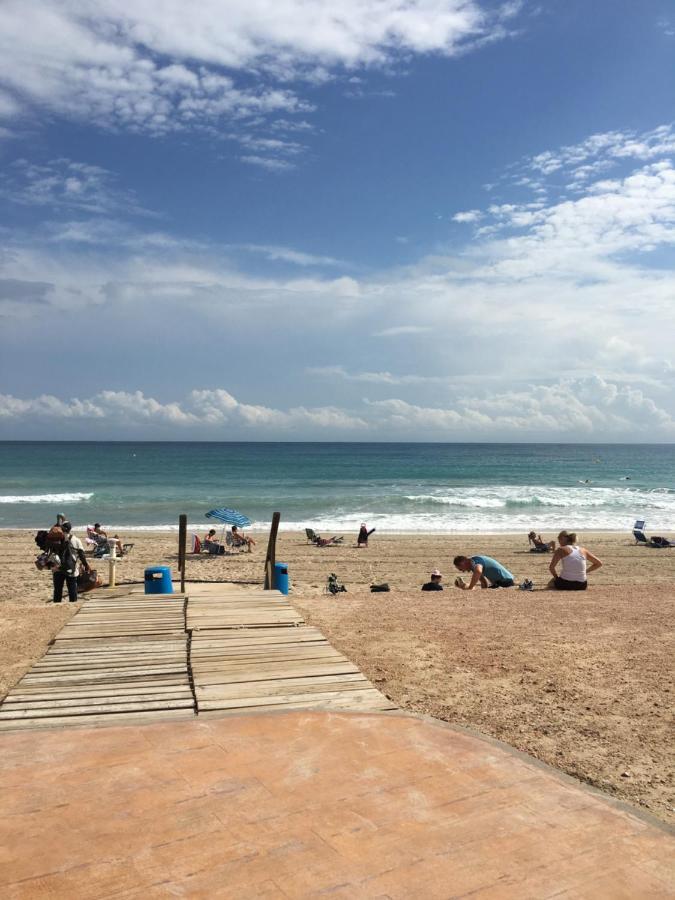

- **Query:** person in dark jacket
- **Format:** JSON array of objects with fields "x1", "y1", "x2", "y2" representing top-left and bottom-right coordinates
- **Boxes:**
[
  {"x1": 421, "y1": 569, "x2": 443, "y2": 591},
  {"x1": 357, "y1": 523, "x2": 376, "y2": 547}
]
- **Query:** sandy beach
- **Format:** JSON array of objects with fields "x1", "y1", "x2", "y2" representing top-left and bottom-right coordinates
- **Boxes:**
[{"x1": 1, "y1": 527, "x2": 673, "y2": 826}]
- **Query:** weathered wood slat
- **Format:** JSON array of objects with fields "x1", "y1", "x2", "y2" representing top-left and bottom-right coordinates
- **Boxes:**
[
  {"x1": 199, "y1": 693, "x2": 397, "y2": 715},
  {"x1": 2, "y1": 693, "x2": 193, "y2": 712},
  {"x1": 0, "y1": 708, "x2": 196, "y2": 732},
  {"x1": 195, "y1": 673, "x2": 372, "y2": 700}
]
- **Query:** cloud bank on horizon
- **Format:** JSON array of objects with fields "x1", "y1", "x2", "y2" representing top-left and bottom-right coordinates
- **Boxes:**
[{"x1": 1, "y1": 0, "x2": 674, "y2": 441}]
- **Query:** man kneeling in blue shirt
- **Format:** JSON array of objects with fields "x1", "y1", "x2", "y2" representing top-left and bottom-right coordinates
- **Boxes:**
[{"x1": 453, "y1": 555, "x2": 515, "y2": 589}]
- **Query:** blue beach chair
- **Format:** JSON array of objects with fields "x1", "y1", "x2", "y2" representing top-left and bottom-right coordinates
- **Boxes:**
[{"x1": 632, "y1": 520, "x2": 649, "y2": 545}]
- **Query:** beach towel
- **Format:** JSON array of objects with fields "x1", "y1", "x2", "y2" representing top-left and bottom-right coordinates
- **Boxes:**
[{"x1": 191, "y1": 534, "x2": 202, "y2": 553}]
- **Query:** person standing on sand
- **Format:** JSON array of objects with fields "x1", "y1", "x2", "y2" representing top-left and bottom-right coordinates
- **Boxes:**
[
  {"x1": 357, "y1": 523, "x2": 376, "y2": 547},
  {"x1": 453, "y1": 554, "x2": 515, "y2": 589},
  {"x1": 548, "y1": 531, "x2": 602, "y2": 591},
  {"x1": 421, "y1": 569, "x2": 443, "y2": 591},
  {"x1": 52, "y1": 521, "x2": 90, "y2": 603}
]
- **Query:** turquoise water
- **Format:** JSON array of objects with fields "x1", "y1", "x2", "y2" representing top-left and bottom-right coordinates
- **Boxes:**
[{"x1": 0, "y1": 442, "x2": 674, "y2": 533}]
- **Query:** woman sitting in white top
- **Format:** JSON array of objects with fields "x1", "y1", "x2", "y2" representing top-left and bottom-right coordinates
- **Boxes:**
[{"x1": 548, "y1": 530, "x2": 602, "y2": 591}]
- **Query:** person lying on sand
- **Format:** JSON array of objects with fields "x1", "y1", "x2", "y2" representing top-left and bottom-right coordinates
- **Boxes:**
[
  {"x1": 453, "y1": 555, "x2": 515, "y2": 589},
  {"x1": 547, "y1": 530, "x2": 602, "y2": 591},
  {"x1": 421, "y1": 569, "x2": 443, "y2": 591},
  {"x1": 528, "y1": 531, "x2": 555, "y2": 552}
]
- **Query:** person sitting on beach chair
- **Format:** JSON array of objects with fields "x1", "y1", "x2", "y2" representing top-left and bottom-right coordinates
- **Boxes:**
[
  {"x1": 89, "y1": 523, "x2": 125, "y2": 557},
  {"x1": 528, "y1": 531, "x2": 555, "y2": 552},
  {"x1": 204, "y1": 528, "x2": 225, "y2": 555},
  {"x1": 230, "y1": 525, "x2": 256, "y2": 552}
]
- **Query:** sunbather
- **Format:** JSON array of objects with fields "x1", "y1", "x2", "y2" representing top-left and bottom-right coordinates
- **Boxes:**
[
  {"x1": 231, "y1": 525, "x2": 256, "y2": 551},
  {"x1": 314, "y1": 535, "x2": 343, "y2": 547},
  {"x1": 528, "y1": 531, "x2": 554, "y2": 552},
  {"x1": 203, "y1": 528, "x2": 225, "y2": 555}
]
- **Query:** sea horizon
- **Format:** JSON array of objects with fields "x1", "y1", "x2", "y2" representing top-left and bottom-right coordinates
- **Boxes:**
[{"x1": 1, "y1": 441, "x2": 673, "y2": 534}]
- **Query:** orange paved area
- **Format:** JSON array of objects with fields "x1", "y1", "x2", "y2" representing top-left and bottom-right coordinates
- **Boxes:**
[{"x1": 1, "y1": 712, "x2": 673, "y2": 899}]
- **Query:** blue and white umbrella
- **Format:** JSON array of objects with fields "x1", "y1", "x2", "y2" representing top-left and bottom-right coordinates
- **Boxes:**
[{"x1": 206, "y1": 507, "x2": 251, "y2": 528}]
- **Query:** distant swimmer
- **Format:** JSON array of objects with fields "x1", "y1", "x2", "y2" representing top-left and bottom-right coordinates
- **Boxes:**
[
  {"x1": 578, "y1": 479, "x2": 592, "y2": 484},
  {"x1": 620, "y1": 476, "x2": 631, "y2": 480}
]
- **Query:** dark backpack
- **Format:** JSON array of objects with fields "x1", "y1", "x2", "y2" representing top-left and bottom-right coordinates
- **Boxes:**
[
  {"x1": 35, "y1": 530, "x2": 49, "y2": 550},
  {"x1": 58, "y1": 537, "x2": 77, "y2": 574}
]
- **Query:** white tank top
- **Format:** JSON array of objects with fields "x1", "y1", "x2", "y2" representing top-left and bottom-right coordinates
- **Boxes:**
[{"x1": 561, "y1": 545, "x2": 586, "y2": 582}]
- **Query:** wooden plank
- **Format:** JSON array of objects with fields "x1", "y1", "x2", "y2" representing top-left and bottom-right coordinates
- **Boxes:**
[
  {"x1": 0, "y1": 708, "x2": 196, "y2": 732},
  {"x1": 7, "y1": 683, "x2": 190, "y2": 699},
  {"x1": 3, "y1": 692, "x2": 193, "y2": 711},
  {"x1": 199, "y1": 692, "x2": 397, "y2": 715},
  {"x1": 191, "y1": 653, "x2": 347, "y2": 672},
  {"x1": 194, "y1": 661, "x2": 360, "y2": 686},
  {"x1": 195, "y1": 673, "x2": 372, "y2": 701},
  {"x1": 4, "y1": 684, "x2": 192, "y2": 702},
  {"x1": 0, "y1": 699, "x2": 194, "y2": 718}
]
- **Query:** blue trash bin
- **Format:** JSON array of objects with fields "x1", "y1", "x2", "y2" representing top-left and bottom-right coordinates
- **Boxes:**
[
  {"x1": 144, "y1": 565, "x2": 173, "y2": 594},
  {"x1": 274, "y1": 562, "x2": 290, "y2": 595}
]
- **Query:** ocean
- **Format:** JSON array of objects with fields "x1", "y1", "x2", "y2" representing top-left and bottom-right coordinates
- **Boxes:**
[{"x1": 0, "y1": 442, "x2": 674, "y2": 534}]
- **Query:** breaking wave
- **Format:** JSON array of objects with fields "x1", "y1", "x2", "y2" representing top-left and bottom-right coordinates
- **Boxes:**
[{"x1": 0, "y1": 492, "x2": 94, "y2": 504}]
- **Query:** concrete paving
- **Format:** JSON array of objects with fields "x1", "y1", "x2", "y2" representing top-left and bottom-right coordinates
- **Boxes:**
[{"x1": 1, "y1": 710, "x2": 673, "y2": 898}]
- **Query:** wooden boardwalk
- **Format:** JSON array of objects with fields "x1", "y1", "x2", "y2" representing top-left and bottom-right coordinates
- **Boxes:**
[{"x1": 0, "y1": 584, "x2": 394, "y2": 731}]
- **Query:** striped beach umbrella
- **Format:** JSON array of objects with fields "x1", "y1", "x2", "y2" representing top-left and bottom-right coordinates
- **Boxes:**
[{"x1": 206, "y1": 507, "x2": 251, "y2": 528}]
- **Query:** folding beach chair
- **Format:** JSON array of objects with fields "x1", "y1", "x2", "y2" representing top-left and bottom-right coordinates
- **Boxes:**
[
  {"x1": 632, "y1": 520, "x2": 649, "y2": 545},
  {"x1": 305, "y1": 528, "x2": 318, "y2": 543}
]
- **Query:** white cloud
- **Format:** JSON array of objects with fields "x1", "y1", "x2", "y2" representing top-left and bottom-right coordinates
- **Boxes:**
[
  {"x1": 235, "y1": 244, "x2": 345, "y2": 267},
  {"x1": 373, "y1": 325, "x2": 433, "y2": 337},
  {"x1": 2, "y1": 158, "x2": 148, "y2": 215},
  {"x1": 452, "y1": 209, "x2": 482, "y2": 223},
  {"x1": 239, "y1": 155, "x2": 297, "y2": 172},
  {"x1": 2, "y1": 376, "x2": 673, "y2": 439},
  {"x1": 0, "y1": 0, "x2": 512, "y2": 141}
]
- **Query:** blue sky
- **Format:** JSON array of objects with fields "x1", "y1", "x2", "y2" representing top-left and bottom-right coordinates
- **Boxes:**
[{"x1": 1, "y1": 0, "x2": 675, "y2": 440}]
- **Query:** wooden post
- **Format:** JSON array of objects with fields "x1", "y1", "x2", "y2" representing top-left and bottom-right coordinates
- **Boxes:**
[
  {"x1": 264, "y1": 512, "x2": 281, "y2": 590},
  {"x1": 178, "y1": 514, "x2": 187, "y2": 593}
]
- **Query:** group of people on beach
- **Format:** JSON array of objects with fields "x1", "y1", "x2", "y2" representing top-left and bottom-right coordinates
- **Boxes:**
[
  {"x1": 203, "y1": 526, "x2": 256, "y2": 553},
  {"x1": 419, "y1": 531, "x2": 602, "y2": 592}
]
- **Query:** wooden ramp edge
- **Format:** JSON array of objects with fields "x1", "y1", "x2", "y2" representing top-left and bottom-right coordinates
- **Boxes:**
[{"x1": 0, "y1": 585, "x2": 395, "y2": 731}]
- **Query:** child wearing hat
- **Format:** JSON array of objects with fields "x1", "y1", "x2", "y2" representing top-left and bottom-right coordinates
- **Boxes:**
[{"x1": 421, "y1": 569, "x2": 443, "y2": 591}]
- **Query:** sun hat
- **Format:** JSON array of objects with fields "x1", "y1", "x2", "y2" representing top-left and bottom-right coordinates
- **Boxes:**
[{"x1": 431, "y1": 569, "x2": 442, "y2": 577}]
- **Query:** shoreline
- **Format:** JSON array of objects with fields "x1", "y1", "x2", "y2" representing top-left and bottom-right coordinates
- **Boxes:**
[{"x1": 0, "y1": 526, "x2": 641, "y2": 535}]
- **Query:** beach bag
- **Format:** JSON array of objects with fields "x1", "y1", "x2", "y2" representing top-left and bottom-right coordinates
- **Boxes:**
[
  {"x1": 35, "y1": 550, "x2": 59, "y2": 571},
  {"x1": 46, "y1": 525, "x2": 66, "y2": 551},
  {"x1": 77, "y1": 569, "x2": 101, "y2": 592},
  {"x1": 370, "y1": 583, "x2": 390, "y2": 593}
]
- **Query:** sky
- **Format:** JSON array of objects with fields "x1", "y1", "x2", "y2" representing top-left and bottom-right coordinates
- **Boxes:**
[{"x1": 1, "y1": 0, "x2": 675, "y2": 442}]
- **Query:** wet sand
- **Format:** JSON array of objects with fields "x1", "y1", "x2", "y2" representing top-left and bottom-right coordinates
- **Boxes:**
[{"x1": 1, "y1": 528, "x2": 673, "y2": 824}]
